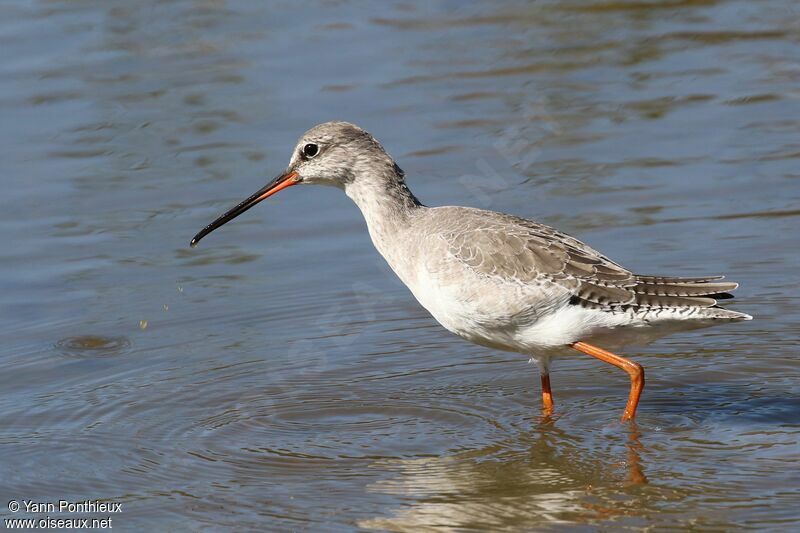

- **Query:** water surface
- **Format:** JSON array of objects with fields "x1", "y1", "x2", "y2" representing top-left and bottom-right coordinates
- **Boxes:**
[{"x1": 1, "y1": 0, "x2": 799, "y2": 530}]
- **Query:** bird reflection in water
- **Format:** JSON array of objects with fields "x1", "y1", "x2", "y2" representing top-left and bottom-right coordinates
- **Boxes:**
[{"x1": 359, "y1": 422, "x2": 649, "y2": 530}]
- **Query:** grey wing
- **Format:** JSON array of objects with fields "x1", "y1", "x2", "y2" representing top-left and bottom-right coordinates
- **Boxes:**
[{"x1": 439, "y1": 208, "x2": 738, "y2": 309}]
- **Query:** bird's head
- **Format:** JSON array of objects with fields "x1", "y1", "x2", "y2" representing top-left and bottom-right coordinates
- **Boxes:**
[{"x1": 190, "y1": 121, "x2": 396, "y2": 247}]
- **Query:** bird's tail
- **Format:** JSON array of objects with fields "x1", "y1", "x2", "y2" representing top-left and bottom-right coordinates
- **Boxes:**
[{"x1": 632, "y1": 275, "x2": 752, "y2": 320}]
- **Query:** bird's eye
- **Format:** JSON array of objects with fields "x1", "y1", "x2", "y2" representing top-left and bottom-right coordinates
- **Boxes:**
[{"x1": 303, "y1": 143, "x2": 319, "y2": 158}]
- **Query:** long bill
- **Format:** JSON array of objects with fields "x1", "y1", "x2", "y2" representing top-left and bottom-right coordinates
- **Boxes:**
[{"x1": 190, "y1": 171, "x2": 300, "y2": 247}]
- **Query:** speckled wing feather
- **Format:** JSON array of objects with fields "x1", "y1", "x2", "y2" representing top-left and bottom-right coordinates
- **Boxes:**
[{"x1": 436, "y1": 207, "x2": 738, "y2": 309}]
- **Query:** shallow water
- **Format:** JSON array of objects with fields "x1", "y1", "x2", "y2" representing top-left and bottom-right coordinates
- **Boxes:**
[{"x1": 1, "y1": 0, "x2": 799, "y2": 530}]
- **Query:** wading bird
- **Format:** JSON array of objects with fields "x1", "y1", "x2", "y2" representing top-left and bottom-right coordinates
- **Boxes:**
[{"x1": 191, "y1": 122, "x2": 751, "y2": 421}]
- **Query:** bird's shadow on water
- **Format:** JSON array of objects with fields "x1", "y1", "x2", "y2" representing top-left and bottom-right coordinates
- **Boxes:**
[
  {"x1": 642, "y1": 383, "x2": 800, "y2": 425},
  {"x1": 519, "y1": 381, "x2": 800, "y2": 496}
]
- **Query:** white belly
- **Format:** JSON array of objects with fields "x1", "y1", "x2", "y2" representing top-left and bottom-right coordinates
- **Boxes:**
[
  {"x1": 402, "y1": 265, "x2": 631, "y2": 353},
  {"x1": 407, "y1": 271, "x2": 718, "y2": 359}
]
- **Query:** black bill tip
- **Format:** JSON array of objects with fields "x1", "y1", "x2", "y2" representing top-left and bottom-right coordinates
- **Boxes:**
[{"x1": 188, "y1": 171, "x2": 299, "y2": 248}]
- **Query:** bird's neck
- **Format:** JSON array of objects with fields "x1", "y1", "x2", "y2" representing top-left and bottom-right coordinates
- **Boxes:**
[{"x1": 344, "y1": 168, "x2": 423, "y2": 250}]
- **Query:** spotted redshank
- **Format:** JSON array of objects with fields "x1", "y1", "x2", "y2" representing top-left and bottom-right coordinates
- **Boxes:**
[{"x1": 191, "y1": 121, "x2": 751, "y2": 422}]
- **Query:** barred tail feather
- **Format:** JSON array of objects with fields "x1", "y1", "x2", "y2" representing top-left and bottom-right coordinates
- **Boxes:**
[
  {"x1": 698, "y1": 308, "x2": 753, "y2": 321},
  {"x1": 632, "y1": 274, "x2": 752, "y2": 321}
]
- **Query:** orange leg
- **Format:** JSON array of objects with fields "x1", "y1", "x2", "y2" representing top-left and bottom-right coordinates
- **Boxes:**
[
  {"x1": 570, "y1": 341, "x2": 645, "y2": 422},
  {"x1": 541, "y1": 373, "x2": 554, "y2": 415}
]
